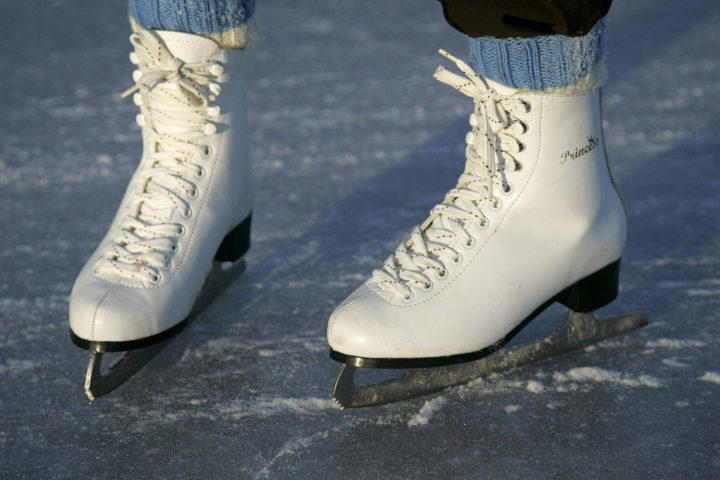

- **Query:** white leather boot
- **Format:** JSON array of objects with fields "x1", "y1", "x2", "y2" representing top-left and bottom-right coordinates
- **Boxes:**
[
  {"x1": 69, "y1": 26, "x2": 253, "y2": 349},
  {"x1": 327, "y1": 51, "x2": 627, "y2": 367}
]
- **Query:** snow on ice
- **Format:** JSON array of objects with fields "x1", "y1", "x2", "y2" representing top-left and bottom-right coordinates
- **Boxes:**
[
  {"x1": 408, "y1": 397, "x2": 448, "y2": 426},
  {"x1": 553, "y1": 367, "x2": 662, "y2": 388},
  {"x1": 699, "y1": 372, "x2": 720, "y2": 384}
]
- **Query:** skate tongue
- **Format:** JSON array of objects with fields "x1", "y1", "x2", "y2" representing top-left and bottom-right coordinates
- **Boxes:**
[
  {"x1": 152, "y1": 30, "x2": 221, "y2": 64},
  {"x1": 132, "y1": 29, "x2": 221, "y2": 134},
  {"x1": 125, "y1": 29, "x2": 221, "y2": 225}
]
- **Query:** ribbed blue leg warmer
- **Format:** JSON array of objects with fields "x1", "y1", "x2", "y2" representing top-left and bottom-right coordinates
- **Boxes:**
[
  {"x1": 128, "y1": 0, "x2": 256, "y2": 47},
  {"x1": 468, "y1": 19, "x2": 606, "y2": 90}
]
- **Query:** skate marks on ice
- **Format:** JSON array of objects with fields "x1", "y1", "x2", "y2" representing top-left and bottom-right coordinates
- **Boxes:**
[
  {"x1": 180, "y1": 329, "x2": 328, "y2": 363},
  {"x1": 216, "y1": 396, "x2": 337, "y2": 419},
  {"x1": 238, "y1": 352, "x2": 714, "y2": 430},
  {"x1": 400, "y1": 363, "x2": 666, "y2": 427},
  {"x1": 332, "y1": 311, "x2": 649, "y2": 408},
  {"x1": 397, "y1": 331, "x2": 720, "y2": 427},
  {"x1": 407, "y1": 397, "x2": 448, "y2": 426},
  {"x1": 397, "y1": 327, "x2": 720, "y2": 425},
  {"x1": 403, "y1": 364, "x2": 666, "y2": 426},
  {"x1": 551, "y1": 367, "x2": 660, "y2": 388},
  {"x1": 82, "y1": 260, "x2": 247, "y2": 401}
]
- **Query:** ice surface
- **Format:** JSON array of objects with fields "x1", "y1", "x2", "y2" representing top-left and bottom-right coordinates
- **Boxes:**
[
  {"x1": 408, "y1": 397, "x2": 448, "y2": 427},
  {"x1": 661, "y1": 357, "x2": 688, "y2": 368},
  {"x1": 554, "y1": 367, "x2": 662, "y2": 388},
  {"x1": 699, "y1": 372, "x2": 720, "y2": 385},
  {"x1": 646, "y1": 338, "x2": 706, "y2": 349},
  {"x1": 1, "y1": 0, "x2": 720, "y2": 478},
  {"x1": 526, "y1": 380, "x2": 545, "y2": 393}
]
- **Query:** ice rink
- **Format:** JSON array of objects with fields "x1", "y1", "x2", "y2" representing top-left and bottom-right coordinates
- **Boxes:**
[{"x1": 1, "y1": 0, "x2": 719, "y2": 478}]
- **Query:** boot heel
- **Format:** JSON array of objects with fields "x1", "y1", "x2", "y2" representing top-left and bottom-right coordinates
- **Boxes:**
[
  {"x1": 558, "y1": 259, "x2": 620, "y2": 313},
  {"x1": 214, "y1": 212, "x2": 252, "y2": 262}
]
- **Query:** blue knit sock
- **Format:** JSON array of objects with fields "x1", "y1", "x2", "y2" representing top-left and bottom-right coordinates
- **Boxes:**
[
  {"x1": 128, "y1": 0, "x2": 256, "y2": 47},
  {"x1": 468, "y1": 19, "x2": 606, "y2": 91}
]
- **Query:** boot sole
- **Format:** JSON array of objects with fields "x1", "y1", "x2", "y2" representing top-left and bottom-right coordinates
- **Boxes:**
[
  {"x1": 329, "y1": 259, "x2": 621, "y2": 369},
  {"x1": 70, "y1": 212, "x2": 252, "y2": 352}
]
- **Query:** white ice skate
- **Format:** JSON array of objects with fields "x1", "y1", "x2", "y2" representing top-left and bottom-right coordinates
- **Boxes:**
[
  {"x1": 69, "y1": 26, "x2": 254, "y2": 400},
  {"x1": 328, "y1": 51, "x2": 648, "y2": 408}
]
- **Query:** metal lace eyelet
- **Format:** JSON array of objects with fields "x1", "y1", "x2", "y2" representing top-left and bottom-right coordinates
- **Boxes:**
[
  {"x1": 171, "y1": 244, "x2": 178, "y2": 252},
  {"x1": 150, "y1": 273, "x2": 161, "y2": 283}
]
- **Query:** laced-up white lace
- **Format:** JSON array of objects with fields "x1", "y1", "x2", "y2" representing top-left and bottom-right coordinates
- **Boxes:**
[
  {"x1": 372, "y1": 50, "x2": 530, "y2": 300},
  {"x1": 94, "y1": 29, "x2": 224, "y2": 283}
]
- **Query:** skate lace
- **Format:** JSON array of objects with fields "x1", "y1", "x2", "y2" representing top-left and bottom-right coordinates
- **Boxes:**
[
  {"x1": 372, "y1": 50, "x2": 528, "y2": 300},
  {"x1": 94, "y1": 28, "x2": 224, "y2": 283}
]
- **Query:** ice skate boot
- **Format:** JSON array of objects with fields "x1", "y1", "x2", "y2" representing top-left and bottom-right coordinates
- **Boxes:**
[
  {"x1": 328, "y1": 51, "x2": 648, "y2": 408},
  {"x1": 68, "y1": 26, "x2": 254, "y2": 400}
]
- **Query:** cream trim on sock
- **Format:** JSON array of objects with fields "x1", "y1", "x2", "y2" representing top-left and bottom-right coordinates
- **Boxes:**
[{"x1": 129, "y1": 17, "x2": 255, "y2": 49}]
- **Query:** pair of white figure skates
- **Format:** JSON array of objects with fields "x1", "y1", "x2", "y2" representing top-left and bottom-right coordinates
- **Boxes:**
[{"x1": 69, "y1": 28, "x2": 647, "y2": 406}]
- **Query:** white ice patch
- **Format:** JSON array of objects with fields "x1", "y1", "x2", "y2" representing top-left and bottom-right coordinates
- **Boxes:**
[
  {"x1": 646, "y1": 338, "x2": 706, "y2": 349},
  {"x1": 504, "y1": 404, "x2": 520, "y2": 414},
  {"x1": 687, "y1": 289, "x2": 720, "y2": 297},
  {"x1": 554, "y1": 367, "x2": 662, "y2": 388},
  {"x1": 96, "y1": 154, "x2": 112, "y2": 165},
  {"x1": 546, "y1": 401, "x2": 566, "y2": 410},
  {"x1": 661, "y1": 358, "x2": 688, "y2": 368},
  {"x1": 218, "y1": 397, "x2": 337, "y2": 419},
  {"x1": 0, "y1": 359, "x2": 37, "y2": 375},
  {"x1": 408, "y1": 397, "x2": 448, "y2": 426},
  {"x1": 526, "y1": 380, "x2": 545, "y2": 393},
  {"x1": 254, "y1": 430, "x2": 331, "y2": 479},
  {"x1": 699, "y1": 372, "x2": 720, "y2": 384}
]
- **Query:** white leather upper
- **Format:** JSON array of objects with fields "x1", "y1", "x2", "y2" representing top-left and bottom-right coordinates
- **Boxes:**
[
  {"x1": 69, "y1": 29, "x2": 253, "y2": 342},
  {"x1": 327, "y1": 74, "x2": 626, "y2": 359}
]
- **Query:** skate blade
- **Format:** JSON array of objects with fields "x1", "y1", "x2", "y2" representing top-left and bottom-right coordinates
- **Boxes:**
[
  {"x1": 331, "y1": 311, "x2": 649, "y2": 409},
  {"x1": 84, "y1": 341, "x2": 168, "y2": 401},
  {"x1": 83, "y1": 259, "x2": 246, "y2": 401}
]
